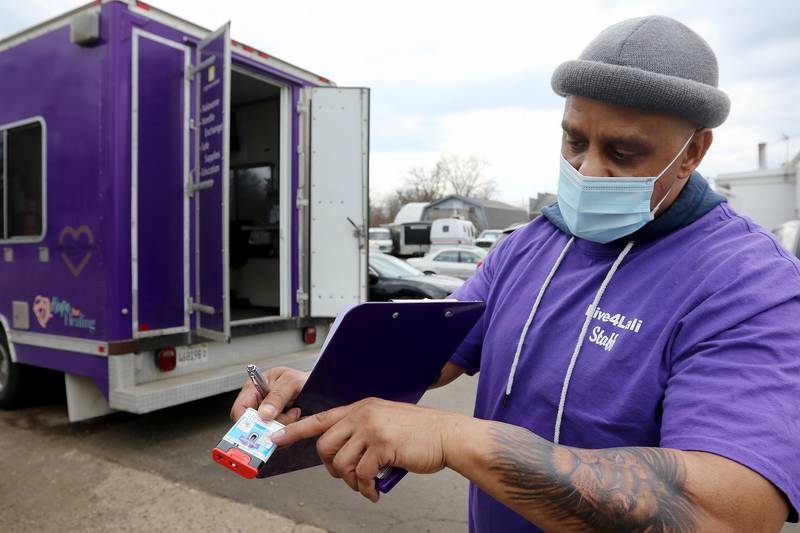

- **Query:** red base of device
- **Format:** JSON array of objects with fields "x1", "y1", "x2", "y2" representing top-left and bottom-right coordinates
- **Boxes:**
[{"x1": 212, "y1": 447, "x2": 259, "y2": 479}]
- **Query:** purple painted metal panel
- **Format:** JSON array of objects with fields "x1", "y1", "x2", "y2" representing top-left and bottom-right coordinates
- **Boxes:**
[
  {"x1": 105, "y1": 2, "x2": 136, "y2": 341},
  {"x1": 0, "y1": 22, "x2": 108, "y2": 340},
  {"x1": 135, "y1": 36, "x2": 186, "y2": 333},
  {"x1": 196, "y1": 26, "x2": 230, "y2": 338},
  {"x1": 15, "y1": 344, "x2": 109, "y2": 397},
  {"x1": 136, "y1": 36, "x2": 185, "y2": 331}
]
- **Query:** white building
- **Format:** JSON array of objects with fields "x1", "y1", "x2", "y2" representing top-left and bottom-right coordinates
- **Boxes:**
[{"x1": 714, "y1": 144, "x2": 800, "y2": 230}]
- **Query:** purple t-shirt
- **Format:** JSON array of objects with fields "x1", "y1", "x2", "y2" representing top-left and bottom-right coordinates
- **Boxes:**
[{"x1": 450, "y1": 203, "x2": 800, "y2": 532}]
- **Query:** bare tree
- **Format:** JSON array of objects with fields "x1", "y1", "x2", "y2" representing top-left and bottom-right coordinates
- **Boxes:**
[
  {"x1": 374, "y1": 154, "x2": 498, "y2": 226},
  {"x1": 401, "y1": 154, "x2": 496, "y2": 201},
  {"x1": 404, "y1": 161, "x2": 449, "y2": 202},
  {"x1": 369, "y1": 191, "x2": 403, "y2": 226},
  {"x1": 440, "y1": 155, "x2": 495, "y2": 199}
]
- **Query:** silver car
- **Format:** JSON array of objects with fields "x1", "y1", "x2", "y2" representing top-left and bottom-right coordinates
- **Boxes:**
[{"x1": 407, "y1": 246, "x2": 487, "y2": 280}]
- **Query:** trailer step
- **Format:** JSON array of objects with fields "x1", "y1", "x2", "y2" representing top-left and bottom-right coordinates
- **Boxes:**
[{"x1": 109, "y1": 349, "x2": 319, "y2": 414}]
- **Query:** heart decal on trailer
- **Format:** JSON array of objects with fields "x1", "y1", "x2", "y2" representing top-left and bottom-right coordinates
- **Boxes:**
[{"x1": 58, "y1": 225, "x2": 95, "y2": 277}]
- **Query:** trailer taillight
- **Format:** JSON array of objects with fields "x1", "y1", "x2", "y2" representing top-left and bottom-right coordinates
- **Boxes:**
[
  {"x1": 157, "y1": 348, "x2": 177, "y2": 372},
  {"x1": 303, "y1": 327, "x2": 317, "y2": 345},
  {"x1": 476, "y1": 259, "x2": 484, "y2": 269},
  {"x1": 135, "y1": 1, "x2": 151, "y2": 10}
]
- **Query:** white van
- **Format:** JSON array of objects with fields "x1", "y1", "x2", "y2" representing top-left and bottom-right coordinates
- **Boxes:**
[
  {"x1": 368, "y1": 227, "x2": 393, "y2": 253},
  {"x1": 430, "y1": 218, "x2": 477, "y2": 248}
]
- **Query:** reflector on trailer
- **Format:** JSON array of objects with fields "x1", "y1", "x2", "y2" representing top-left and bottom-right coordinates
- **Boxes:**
[
  {"x1": 157, "y1": 348, "x2": 177, "y2": 371},
  {"x1": 303, "y1": 327, "x2": 317, "y2": 345}
]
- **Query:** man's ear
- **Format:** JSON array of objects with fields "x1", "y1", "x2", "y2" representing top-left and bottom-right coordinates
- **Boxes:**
[{"x1": 679, "y1": 129, "x2": 713, "y2": 179}]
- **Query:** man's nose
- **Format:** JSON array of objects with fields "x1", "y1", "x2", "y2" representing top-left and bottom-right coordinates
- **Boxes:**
[{"x1": 577, "y1": 153, "x2": 610, "y2": 177}]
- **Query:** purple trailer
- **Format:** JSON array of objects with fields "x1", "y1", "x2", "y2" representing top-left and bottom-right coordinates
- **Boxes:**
[{"x1": 0, "y1": 1, "x2": 369, "y2": 421}]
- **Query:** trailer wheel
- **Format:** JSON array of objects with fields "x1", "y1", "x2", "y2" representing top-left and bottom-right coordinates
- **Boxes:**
[{"x1": 0, "y1": 334, "x2": 23, "y2": 408}]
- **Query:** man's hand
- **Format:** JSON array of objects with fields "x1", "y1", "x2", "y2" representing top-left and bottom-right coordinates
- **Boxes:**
[
  {"x1": 271, "y1": 398, "x2": 469, "y2": 502},
  {"x1": 230, "y1": 366, "x2": 309, "y2": 424}
]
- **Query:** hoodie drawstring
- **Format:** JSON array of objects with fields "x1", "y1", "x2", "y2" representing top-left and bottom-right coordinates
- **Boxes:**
[
  {"x1": 552, "y1": 240, "x2": 634, "y2": 443},
  {"x1": 502, "y1": 238, "x2": 635, "y2": 445},
  {"x1": 504, "y1": 237, "x2": 575, "y2": 404}
]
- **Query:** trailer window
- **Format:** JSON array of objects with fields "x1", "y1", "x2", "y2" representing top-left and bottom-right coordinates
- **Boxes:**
[
  {"x1": 1, "y1": 121, "x2": 44, "y2": 240},
  {"x1": 404, "y1": 225, "x2": 430, "y2": 246}
]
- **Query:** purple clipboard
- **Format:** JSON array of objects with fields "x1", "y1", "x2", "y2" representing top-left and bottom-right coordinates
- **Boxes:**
[{"x1": 258, "y1": 300, "x2": 485, "y2": 493}]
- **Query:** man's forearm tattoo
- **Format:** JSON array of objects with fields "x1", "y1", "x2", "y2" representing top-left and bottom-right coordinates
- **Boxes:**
[{"x1": 489, "y1": 424, "x2": 697, "y2": 532}]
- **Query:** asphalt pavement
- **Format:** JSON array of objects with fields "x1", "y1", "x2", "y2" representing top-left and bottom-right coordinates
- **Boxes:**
[
  {"x1": 2, "y1": 372, "x2": 798, "y2": 533},
  {"x1": 0, "y1": 374, "x2": 479, "y2": 533}
]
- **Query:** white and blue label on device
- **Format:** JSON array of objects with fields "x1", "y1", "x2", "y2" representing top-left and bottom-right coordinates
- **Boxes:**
[{"x1": 222, "y1": 408, "x2": 284, "y2": 462}]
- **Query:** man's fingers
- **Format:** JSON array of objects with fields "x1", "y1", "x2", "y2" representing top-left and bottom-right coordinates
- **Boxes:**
[
  {"x1": 272, "y1": 404, "x2": 356, "y2": 446},
  {"x1": 275, "y1": 407, "x2": 302, "y2": 425},
  {"x1": 316, "y1": 419, "x2": 356, "y2": 479},
  {"x1": 258, "y1": 387, "x2": 289, "y2": 419},
  {"x1": 258, "y1": 371, "x2": 304, "y2": 419},
  {"x1": 329, "y1": 438, "x2": 366, "y2": 492},
  {"x1": 230, "y1": 377, "x2": 259, "y2": 422},
  {"x1": 355, "y1": 447, "x2": 383, "y2": 503}
]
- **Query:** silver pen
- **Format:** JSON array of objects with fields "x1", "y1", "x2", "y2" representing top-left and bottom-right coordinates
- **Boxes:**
[{"x1": 246, "y1": 364, "x2": 270, "y2": 399}]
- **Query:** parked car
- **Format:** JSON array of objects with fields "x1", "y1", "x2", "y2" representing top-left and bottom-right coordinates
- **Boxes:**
[
  {"x1": 430, "y1": 218, "x2": 477, "y2": 248},
  {"x1": 475, "y1": 229, "x2": 504, "y2": 249},
  {"x1": 407, "y1": 246, "x2": 487, "y2": 280},
  {"x1": 369, "y1": 227, "x2": 393, "y2": 253},
  {"x1": 368, "y1": 253, "x2": 463, "y2": 300}
]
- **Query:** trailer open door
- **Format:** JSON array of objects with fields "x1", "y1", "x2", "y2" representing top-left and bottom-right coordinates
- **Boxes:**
[
  {"x1": 131, "y1": 29, "x2": 191, "y2": 338},
  {"x1": 307, "y1": 88, "x2": 370, "y2": 317},
  {"x1": 191, "y1": 23, "x2": 231, "y2": 341}
]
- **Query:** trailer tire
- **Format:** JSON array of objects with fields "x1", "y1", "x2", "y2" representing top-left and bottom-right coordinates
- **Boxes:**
[{"x1": 0, "y1": 333, "x2": 24, "y2": 408}]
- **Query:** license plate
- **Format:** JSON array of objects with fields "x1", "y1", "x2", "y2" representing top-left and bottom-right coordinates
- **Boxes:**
[{"x1": 177, "y1": 344, "x2": 209, "y2": 366}]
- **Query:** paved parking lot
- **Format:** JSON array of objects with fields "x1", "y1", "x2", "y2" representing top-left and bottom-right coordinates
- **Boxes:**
[
  {"x1": 0, "y1": 374, "x2": 478, "y2": 533},
  {"x1": 2, "y1": 372, "x2": 798, "y2": 533}
]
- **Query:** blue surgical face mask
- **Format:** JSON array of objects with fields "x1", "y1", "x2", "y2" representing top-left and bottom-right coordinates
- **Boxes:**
[{"x1": 557, "y1": 133, "x2": 695, "y2": 244}]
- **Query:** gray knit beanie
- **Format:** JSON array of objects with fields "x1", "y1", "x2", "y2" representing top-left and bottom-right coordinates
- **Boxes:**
[{"x1": 551, "y1": 15, "x2": 730, "y2": 128}]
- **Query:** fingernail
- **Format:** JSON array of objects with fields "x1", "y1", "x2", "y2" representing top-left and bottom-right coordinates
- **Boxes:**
[
  {"x1": 272, "y1": 429, "x2": 285, "y2": 442},
  {"x1": 259, "y1": 404, "x2": 277, "y2": 419}
]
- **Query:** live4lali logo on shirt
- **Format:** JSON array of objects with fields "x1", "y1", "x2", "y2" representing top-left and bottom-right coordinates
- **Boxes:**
[{"x1": 588, "y1": 306, "x2": 644, "y2": 352}]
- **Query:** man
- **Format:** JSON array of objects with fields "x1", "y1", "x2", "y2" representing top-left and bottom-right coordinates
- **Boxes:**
[{"x1": 232, "y1": 15, "x2": 800, "y2": 532}]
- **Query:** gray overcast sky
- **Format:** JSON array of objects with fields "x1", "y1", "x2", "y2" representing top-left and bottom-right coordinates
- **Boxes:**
[{"x1": 3, "y1": 0, "x2": 799, "y2": 205}]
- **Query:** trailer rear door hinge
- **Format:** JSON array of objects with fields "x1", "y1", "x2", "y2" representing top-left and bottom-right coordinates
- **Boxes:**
[
  {"x1": 186, "y1": 56, "x2": 215, "y2": 79},
  {"x1": 191, "y1": 301, "x2": 216, "y2": 315},
  {"x1": 296, "y1": 102, "x2": 309, "y2": 114},
  {"x1": 296, "y1": 193, "x2": 308, "y2": 209},
  {"x1": 296, "y1": 290, "x2": 309, "y2": 304},
  {"x1": 186, "y1": 178, "x2": 214, "y2": 196}
]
